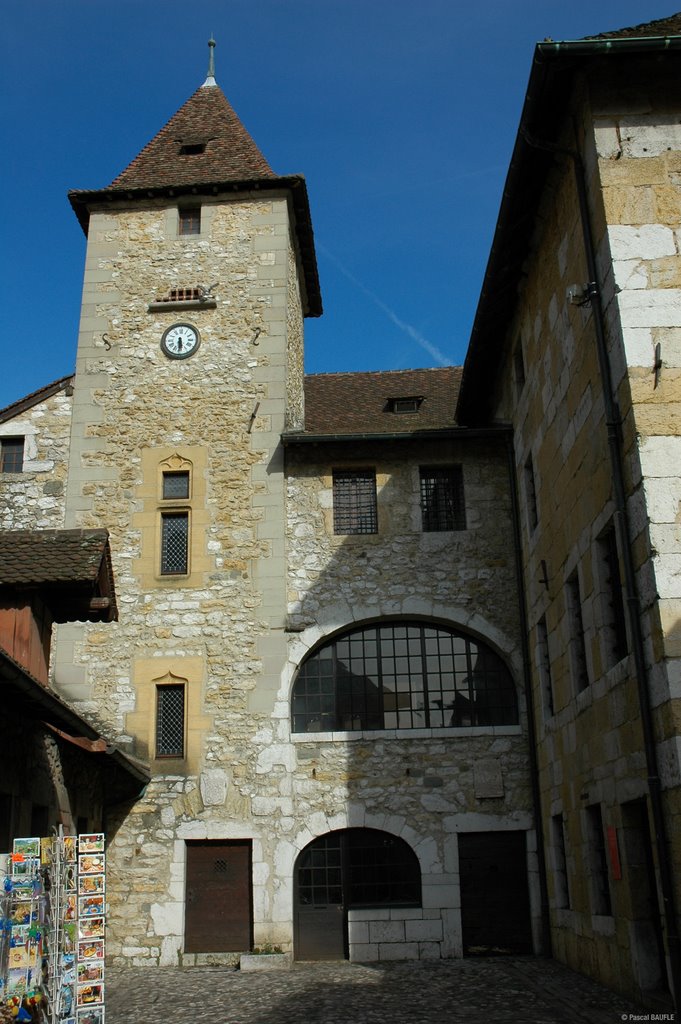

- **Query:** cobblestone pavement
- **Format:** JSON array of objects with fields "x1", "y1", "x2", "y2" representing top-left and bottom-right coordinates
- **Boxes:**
[{"x1": 106, "y1": 957, "x2": 667, "y2": 1024}]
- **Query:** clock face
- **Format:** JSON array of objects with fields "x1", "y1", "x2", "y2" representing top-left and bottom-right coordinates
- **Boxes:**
[{"x1": 161, "y1": 323, "x2": 200, "y2": 359}]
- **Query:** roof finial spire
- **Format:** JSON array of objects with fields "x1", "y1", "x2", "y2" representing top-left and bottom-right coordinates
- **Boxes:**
[{"x1": 203, "y1": 36, "x2": 217, "y2": 87}]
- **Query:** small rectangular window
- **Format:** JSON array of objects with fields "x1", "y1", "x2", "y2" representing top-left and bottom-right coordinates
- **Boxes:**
[
  {"x1": 1, "y1": 438, "x2": 24, "y2": 473},
  {"x1": 597, "y1": 524, "x2": 628, "y2": 665},
  {"x1": 551, "y1": 813, "x2": 570, "y2": 909},
  {"x1": 333, "y1": 469, "x2": 378, "y2": 535},
  {"x1": 163, "y1": 471, "x2": 190, "y2": 500},
  {"x1": 388, "y1": 396, "x2": 423, "y2": 414},
  {"x1": 524, "y1": 454, "x2": 538, "y2": 531},
  {"x1": 420, "y1": 466, "x2": 466, "y2": 532},
  {"x1": 567, "y1": 570, "x2": 589, "y2": 692},
  {"x1": 179, "y1": 143, "x2": 206, "y2": 156},
  {"x1": 585, "y1": 804, "x2": 612, "y2": 915},
  {"x1": 161, "y1": 512, "x2": 189, "y2": 574},
  {"x1": 156, "y1": 684, "x2": 185, "y2": 757},
  {"x1": 179, "y1": 207, "x2": 201, "y2": 236},
  {"x1": 537, "y1": 616, "x2": 554, "y2": 716},
  {"x1": 514, "y1": 341, "x2": 526, "y2": 391}
]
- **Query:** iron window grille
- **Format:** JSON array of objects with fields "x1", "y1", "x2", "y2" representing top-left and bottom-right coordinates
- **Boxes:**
[
  {"x1": 161, "y1": 512, "x2": 189, "y2": 575},
  {"x1": 524, "y1": 455, "x2": 538, "y2": 532},
  {"x1": 179, "y1": 207, "x2": 201, "y2": 236},
  {"x1": 332, "y1": 469, "x2": 378, "y2": 535},
  {"x1": 536, "y1": 616, "x2": 554, "y2": 716},
  {"x1": 292, "y1": 620, "x2": 518, "y2": 733},
  {"x1": 163, "y1": 470, "x2": 190, "y2": 500},
  {"x1": 419, "y1": 465, "x2": 465, "y2": 532},
  {"x1": 585, "y1": 804, "x2": 612, "y2": 916},
  {"x1": 156, "y1": 684, "x2": 185, "y2": 758},
  {"x1": 597, "y1": 525, "x2": 628, "y2": 665},
  {"x1": 0, "y1": 438, "x2": 24, "y2": 473},
  {"x1": 297, "y1": 829, "x2": 421, "y2": 909}
]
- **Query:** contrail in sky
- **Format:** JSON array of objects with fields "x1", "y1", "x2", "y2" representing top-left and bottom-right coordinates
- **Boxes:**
[{"x1": 318, "y1": 244, "x2": 452, "y2": 366}]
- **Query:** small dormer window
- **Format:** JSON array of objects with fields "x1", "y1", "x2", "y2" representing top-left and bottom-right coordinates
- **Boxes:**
[
  {"x1": 179, "y1": 143, "x2": 206, "y2": 156},
  {"x1": 388, "y1": 397, "x2": 423, "y2": 414}
]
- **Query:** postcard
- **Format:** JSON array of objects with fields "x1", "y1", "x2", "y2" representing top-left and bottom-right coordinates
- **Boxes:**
[
  {"x1": 77, "y1": 962, "x2": 104, "y2": 984},
  {"x1": 7, "y1": 967, "x2": 28, "y2": 996},
  {"x1": 78, "y1": 895, "x2": 105, "y2": 918},
  {"x1": 77, "y1": 1006, "x2": 104, "y2": 1024},
  {"x1": 13, "y1": 838, "x2": 40, "y2": 860},
  {"x1": 65, "y1": 865, "x2": 77, "y2": 892},
  {"x1": 64, "y1": 836, "x2": 77, "y2": 862},
  {"x1": 78, "y1": 917, "x2": 105, "y2": 940},
  {"x1": 11, "y1": 857, "x2": 39, "y2": 879},
  {"x1": 76, "y1": 983, "x2": 104, "y2": 1007},
  {"x1": 78, "y1": 874, "x2": 105, "y2": 896},
  {"x1": 78, "y1": 834, "x2": 104, "y2": 854},
  {"x1": 40, "y1": 838, "x2": 54, "y2": 866},
  {"x1": 11, "y1": 903, "x2": 32, "y2": 926},
  {"x1": 10, "y1": 925, "x2": 29, "y2": 947},
  {"x1": 78, "y1": 854, "x2": 105, "y2": 876},
  {"x1": 65, "y1": 894, "x2": 77, "y2": 921},
  {"x1": 76, "y1": 939, "x2": 104, "y2": 962}
]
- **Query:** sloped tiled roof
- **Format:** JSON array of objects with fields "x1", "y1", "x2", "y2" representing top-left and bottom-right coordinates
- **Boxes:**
[
  {"x1": 0, "y1": 529, "x2": 117, "y2": 622},
  {"x1": 301, "y1": 367, "x2": 461, "y2": 436},
  {"x1": 587, "y1": 11, "x2": 681, "y2": 39},
  {"x1": 110, "y1": 83, "x2": 275, "y2": 190},
  {"x1": 0, "y1": 375, "x2": 74, "y2": 425}
]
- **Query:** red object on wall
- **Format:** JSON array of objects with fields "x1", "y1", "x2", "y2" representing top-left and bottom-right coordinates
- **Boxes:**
[{"x1": 607, "y1": 825, "x2": 622, "y2": 880}]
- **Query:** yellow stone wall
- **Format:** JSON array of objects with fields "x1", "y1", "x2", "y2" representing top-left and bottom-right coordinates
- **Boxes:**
[{"x1": 493, "y1": 68, "x2": 681, "y2": 1002}]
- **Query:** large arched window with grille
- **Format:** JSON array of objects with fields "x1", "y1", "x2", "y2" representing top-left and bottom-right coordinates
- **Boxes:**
[{"x1": 291, "y1": 620, "x2": 518, "y2": 733}]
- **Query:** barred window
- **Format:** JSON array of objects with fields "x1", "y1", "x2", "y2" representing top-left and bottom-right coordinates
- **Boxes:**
[
  {"x1": 420, "y1": 466, "x2": 465, "y2": 532},
  {"x1": 161, "y1": 513, "x2": 189, "y2": 575},
  {"x1": 179, "y1": 207, "x2": 201, "y2": 236},
  {"x1": 292, "y1": 620, "x2": 518, "y2": 733},
  {"x1": 597, "y1": 524, "x2": 628, "y2": 666},
  {"x1": 156, "y1": 684, "x2": 185, "y2": 757},
  {"x1": 567, "y1": 570, "x2": 589, "y2": 692},
  {"x1": 163, "y1": 470, "x2": 190, "y2": 500},
  {"x1": 333, "y1": 469, "x2": 377, "y2": 535},
  {"x1": 1, "y1": 438, "x2": 24, "y2": 474}
]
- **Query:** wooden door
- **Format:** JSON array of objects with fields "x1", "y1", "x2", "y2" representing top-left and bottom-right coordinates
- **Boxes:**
[
  {"x1": 459, "y1": 830, "x2": 532, "y2": 955},
  {"x1": 185, "y1": 841, "x2": 252, "y2": 952}
]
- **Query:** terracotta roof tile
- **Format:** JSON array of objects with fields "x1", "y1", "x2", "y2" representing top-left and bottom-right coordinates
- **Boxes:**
[
  {"x1": 0, "y1": 529, "x2": 117, "y2": 622},
  {"x1": 302, "y1": 367, "x2": 461, "y2": 435},
  {"x1": 110, "y1": 84, "x2": 275, "y2": 190},
  {"x1": 586, "y1": 12, "x2": 681, "y2": 39}
]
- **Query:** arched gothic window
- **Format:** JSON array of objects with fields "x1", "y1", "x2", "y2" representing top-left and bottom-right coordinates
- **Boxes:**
[{"x1": 291, "y1": 620, "x2": 518, "y2": 733}]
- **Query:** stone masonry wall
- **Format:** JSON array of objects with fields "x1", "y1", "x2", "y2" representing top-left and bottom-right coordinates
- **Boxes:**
[
  {"x1": 492, "y1": 72, "x2": 680, "y2": 1002},
  {"x1": 0, "y1": 382, "x2": 72, "y2": 529}
]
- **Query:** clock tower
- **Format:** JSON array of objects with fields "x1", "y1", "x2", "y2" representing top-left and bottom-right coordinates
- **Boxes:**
[{"x1": 55, "y1": 42, "x2": 321, "y2": 961}]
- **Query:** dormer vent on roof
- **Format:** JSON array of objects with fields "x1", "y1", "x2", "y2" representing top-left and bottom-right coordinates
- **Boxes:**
[{"x1": 387, "y1": 396, "x2": 424, "y2": 414}]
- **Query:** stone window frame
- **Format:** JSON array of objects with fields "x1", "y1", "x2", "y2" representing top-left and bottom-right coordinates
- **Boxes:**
[
  {"x1": 127, "y1": 659, "x2": 212, "y2": 774},
  {"x1": 132, "y1": 447, "x2": 210, "y2": 590},
  {"x1": 584, "y1": 803, "x2": 613, "y2": 918},
  {"x1": 551, "y1": 812, "x2": 571, "y2": 910},
  {"x1": 566, "y1": 567, "x2": 589, "y2": 693},
  {"x1": 178, "y1": 205, "x2": 201, "y2": 236}
]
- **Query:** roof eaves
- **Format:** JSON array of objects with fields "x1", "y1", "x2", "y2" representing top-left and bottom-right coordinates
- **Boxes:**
[
  {"x1": 68, "y1": 175, "x2": 322, "y2": 318},
  {"x1": 0, "y1": 375, "x2": 74, "y2": 425}
]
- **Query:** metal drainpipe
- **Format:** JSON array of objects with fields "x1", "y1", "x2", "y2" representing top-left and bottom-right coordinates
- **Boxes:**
[
  {"x1": 522, "y1": 125, "x2": 680, "y2": 1006},
  {"x1": 506, "y1": 434, "x2": 552, "y2": 957}
]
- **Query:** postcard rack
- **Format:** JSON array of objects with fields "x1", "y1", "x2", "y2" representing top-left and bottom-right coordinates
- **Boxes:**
[{"x1": 0, "y1": 831, "x2": 106, "y2": 1024}]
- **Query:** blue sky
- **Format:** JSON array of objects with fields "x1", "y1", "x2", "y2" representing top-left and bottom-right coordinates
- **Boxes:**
[{"x1": 2, "y1": 1, "x2": 676, "y2": 408}]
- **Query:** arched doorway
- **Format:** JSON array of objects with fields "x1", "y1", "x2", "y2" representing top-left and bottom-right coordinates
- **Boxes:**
[{"x1": 294, "y1": 828, "x2": 421, "y2": 960}]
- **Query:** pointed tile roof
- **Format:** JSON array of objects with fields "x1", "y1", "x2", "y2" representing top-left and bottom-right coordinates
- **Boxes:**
[
  {"x1": 109, "y1": 83, "x2": 276, "y2": 191},
  {"x1": 588, "y1": 11, "x2": 681, "y2": 39}
]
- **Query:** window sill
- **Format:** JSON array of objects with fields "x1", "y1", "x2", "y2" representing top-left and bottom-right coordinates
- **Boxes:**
[
  {"x1": 148, "y1": 299, "x2": 216, "y2": 312},
  {"x1": 291, "y1": 725, "x2": 522, "y2": 742}
]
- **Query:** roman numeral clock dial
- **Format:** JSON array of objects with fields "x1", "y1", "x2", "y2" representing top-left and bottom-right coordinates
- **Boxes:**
[{"x1": 161, "y1": 323, "x2": 200, "y2": 359}]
